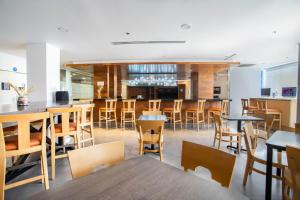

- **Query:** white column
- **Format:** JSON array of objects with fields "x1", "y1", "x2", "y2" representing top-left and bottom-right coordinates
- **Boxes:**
[{"x1": 27, "y1": 43, "x2": 60, "y2": 102}]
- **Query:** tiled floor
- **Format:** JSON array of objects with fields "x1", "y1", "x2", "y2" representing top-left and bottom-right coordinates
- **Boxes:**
[{"x1": 6, "y1": 123, "x2": 282, "y2": 200}]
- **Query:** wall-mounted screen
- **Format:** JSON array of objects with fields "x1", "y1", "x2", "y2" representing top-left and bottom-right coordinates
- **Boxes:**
[
  {"x1": 213, "y1": 86, "x2": 221, "y2": 94},
  {"x1": 261, "y1": 88, "x2": 271, "y2": 96},
  {"x1": 282, "y1": 87, "x2": 297, "y2": 97}
]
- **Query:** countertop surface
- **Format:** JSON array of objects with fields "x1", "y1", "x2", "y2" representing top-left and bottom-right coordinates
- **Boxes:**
[{"x1": 94, "y1": 98, "x2": 230, "y2": 101}]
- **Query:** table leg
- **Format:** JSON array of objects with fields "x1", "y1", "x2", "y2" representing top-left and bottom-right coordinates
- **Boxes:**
[
  {"x1": 265, "y1": 145, "x2": 273, "y2": 200},
  {"x1": 276, "y1": 149, "x2": 282, "y2": 176},
  {"x1": 237, "y1": 120, "x2": 242, "y2": 132}
]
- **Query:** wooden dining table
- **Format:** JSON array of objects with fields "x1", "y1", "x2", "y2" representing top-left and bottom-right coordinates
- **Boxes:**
[{"x1": 28, "y1": 156, "x2": 249, "y2": 200}]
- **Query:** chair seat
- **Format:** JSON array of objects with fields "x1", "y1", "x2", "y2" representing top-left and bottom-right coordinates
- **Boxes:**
[
  {"x1": 254, "y1": 149, "x2": 287, "y2": 166},
  {"x1": 141, "y1": 133, "x2": 162, "y2": 143},
  {"x1": 266, "y1": 108, "x2": 281, "y2": 114},
  {"x1": 284, "y1": 167, "x2": 300, "y2": 191},
  {"x1": 221, "y1": 127, "x2": 240, "y2": 136},
  {"x1": 245, "y1": 106, "x2": 257, "y2": 110},
  {"x1": 5, "y1": 132, "x2": 42, "y2": 151},
  {"x1": 121, "y1": 108, "x2": 135, "y2": 112},
  {"x1": 186, "y1": 108, "x2": 198, "y2": 112},
  {"x1": 162, "y1": 107, "x2": 174, "y2": 112},
  {"x1": 254, "y1": 129, "x2": 268, "y2": 140},
  {"x1": 208, "y1": 107, "x2": 221, "y2": 112},
  {"x1": 54, "y1": 122, "x2": 77, "y2": 133}
]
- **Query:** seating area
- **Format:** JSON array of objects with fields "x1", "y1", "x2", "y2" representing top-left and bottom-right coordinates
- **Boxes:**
[{"x1": 0, "y1": 1, "x2": 300, "y2": 200}]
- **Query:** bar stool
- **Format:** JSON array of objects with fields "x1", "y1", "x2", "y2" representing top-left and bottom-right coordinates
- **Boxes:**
[
  {"x1": 99, "y1": 99, "x2": 117, "y2": 129},
  {"x1": 0, "y1": 112, "x2": 50, "y2": 199},
  {"x1": 185, "y1": 100, "x2": 206, "y2": 131},
  {"x1": 48, "y1": 107, "x2": 81, "y2": 180},
  {"x1": 121, "y1": 99, "x2": 136, "y2": 128},
  {"x1": 148, "y1": 99, "x2": 161, "y2": 111},
  {"x1": 73, "y1": 103, "x2": 95, "y2": 148},
  {"x1": 241, "y1": 98, "x2": 258, "y2": 115},
  {"x1": 162, "y1": 99, "x2": 183, "y2": 131},
  {"x1": 256, "y1": 100, "x2": 281, "y2": 130},
  {"x1": 207, "y1": 100, "x2": 229, "y2": 127}
]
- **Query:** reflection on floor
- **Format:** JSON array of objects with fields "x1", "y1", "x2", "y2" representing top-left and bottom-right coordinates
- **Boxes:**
[{"x1": 6, "y1": 123, "x2": 282, "y2": 200}]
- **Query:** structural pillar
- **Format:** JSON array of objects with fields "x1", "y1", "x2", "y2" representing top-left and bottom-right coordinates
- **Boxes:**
[
  {"x1": 26, "y1": 43, "x2": 60, "y2": 102},
  {"x1": 296, "y1": 44, "x2": 300, "y2": 124}
]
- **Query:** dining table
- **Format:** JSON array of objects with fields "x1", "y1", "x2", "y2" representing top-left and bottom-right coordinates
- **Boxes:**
[
  {"x1": 28, "y1": 156, "x2": 249, "y2": 200},
  {"x1": 265, "y1": 130, "x2": 300, "y2": 200}
]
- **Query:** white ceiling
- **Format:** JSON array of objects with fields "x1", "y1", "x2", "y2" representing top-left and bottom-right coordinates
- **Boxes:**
[{"x1": 0, "y1": 0, "x2": 299, "y2": 66}]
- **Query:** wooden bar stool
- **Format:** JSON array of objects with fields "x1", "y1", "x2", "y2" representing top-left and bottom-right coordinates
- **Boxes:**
[
  {"x1": 73, "y1": 104, "x2": 95, "y2": 148},
  {"x1": 99, "y1": 99, "x2": 117, "y2": 129},
  {"x1": 0, "y1": 112, "x2": 50, "y2": 199},
  {"x1": 48, "y1": 107, "x2": 81, "y2": 180},
  {"x1": 185, "y1": 100, "x2": 206, "y2": 131},
  {"x1": 212, "y1": 113, "x2": 241, "y2": 154},
  {"x1": 207, "y1": 100, "x2": 229, "y2": 127},
  {"x1": 121, "y1": 99, "x2": 136, "y2": 129},
  {"x1": 148, "y1": 99, "x2": 161, "y2": 111},
  {"x1": 256, "y1": 100, "x2": 281, "y2": 130},
  {"x1": 241, "y1": 98, "x2": 257, "y2": 115},
  {"x1": 162, "y1": 99, "x2": 183, "y2": 131}
]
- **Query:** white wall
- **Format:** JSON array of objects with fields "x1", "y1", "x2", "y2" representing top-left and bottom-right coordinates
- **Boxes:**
[
  {"x1": 0, "y1": 52, "x2": 26, "y2": 105},
  {"x1": 229, "y1": 66, "x2": 261, "y2": 115},
  {"x1": 263, "y1": 62, "x2": 298, "y2": 98}
]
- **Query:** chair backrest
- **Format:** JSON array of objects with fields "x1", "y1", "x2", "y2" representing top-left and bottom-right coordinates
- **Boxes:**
[
  {"x1": 197, "y1": 100, "x2": 206, "y2": 113},
  {"x1": 122, "y1": 99, "x2": 136, "y2": 111},
  {"x1": 221, "y1": 100, "x2": 229, "y2": 115},
  {"x1": 286, "y1": 145, "x2": 300, "y2": 198},
  {"x1": 212, "y1": 113, "x2": 222, "y2": 134},
  {"x1": 0, "y1": 112, "x2": 49, "y2": 156},
  {"x1": 295, "y1": 123, "x2": 300, "y2": 134},
  {"x1": 142, "y1": 111, "x2": 162, "y2": 116},
  {"x1": 105, "y1": 99, "x2": 117, "y2": 111},
  {"x1": 241, "y1": 99, "x2": 249, "y2": 109},
  {"x1": 181, "y1": 140, "x2": 236, "y2": 187},
  {"x1": 149, "y1": 99, "x2": 161, "y2": 111},
  {"x1": 73, "y1": 104, "x2": 94, "y2": 125},
  {"x1": 136, "y1": 120, "x2": 164, "y2": 142},
  {"x1": 48, "y1": 107, "x2": 80, "y2": 136},
  {"x1": 174, "y1": 99, "x2": 183, "y2": 112},
  {"x1": 68, "y1": 141, "x2": 124, "y2": 179},
  {"x1": 257, "y1": 100, "x2": 267, "y2": 111},
  {"x1": 243, "y1": 122, "x2": 257, "y2": 157}
]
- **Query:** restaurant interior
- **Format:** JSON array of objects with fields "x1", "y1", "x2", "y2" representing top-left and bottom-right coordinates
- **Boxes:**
[{"x1": 0, "y1": 1, "x2": 300, "y2": 200}]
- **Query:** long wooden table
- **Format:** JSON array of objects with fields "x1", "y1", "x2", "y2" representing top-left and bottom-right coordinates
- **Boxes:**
[{"x1": 29, "y1": 156, "x2": 249, "y2": 200}]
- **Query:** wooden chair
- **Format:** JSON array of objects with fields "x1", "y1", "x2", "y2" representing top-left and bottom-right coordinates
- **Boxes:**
[
  {"x1": 212, "y1": 113, "x2": 241, "y2": 153},
  {"x1": 162, "y1": 99, "x2": 183, "y2": 131},
  {"x1": 148, "y1": 99, "x2": 161, "y2": 111},
  {"x1": 73, "y1": 104, "x2": 95, "y2": 148},
  {"x1": 99, "y1": 99, "x2": 117, "y2": 129},
  {"x1": 295, "y1": 123, "x2": 300, "y2": 134},
  {"x1": 241, "y1": 98, "x2": 257, "y2": 115},
  {"x1": 181, "y1": 140, "x2": 236, "y2": 188},
  {"x1": 0, "y1": 112, "x2": 49, "y2": 200},
  {"x1": 243, "y1": 122, "x2": 285, "y2": 187},
  {"x1": 142, "y1": 111, "x2": 162, "y2": 116},
  {"x1": 68, "y1": 141, "x2": 124, "y2": 179},
  {"x1": 48, "y1": 107, "x2": 81, "y2": 180},
  {"x1": 283, "y1": 145, "x2": 300, "y2": 200},
  {"x1": 136, "y1": 120, "x2": 164, "y2": 161},
  {"x1": 207, "y1": 100, "x2": 229, "y2": 127},
  {"x1": 256, "y1": 99, "x2": 281, "y2": 130},
  {"x1": 121, "y1": 99, "x2": 136, "y2": 129},
  {"x1": 185, "y1": 100, "x2": 206, "y2": 131}
]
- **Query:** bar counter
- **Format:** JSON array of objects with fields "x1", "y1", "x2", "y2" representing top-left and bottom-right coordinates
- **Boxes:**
[{"x1": 93, "y1": 98, "x2": 229, "y2": 122}]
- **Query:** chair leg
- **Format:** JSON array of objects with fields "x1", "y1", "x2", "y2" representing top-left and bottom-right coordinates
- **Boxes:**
[
  {"x1": 197, "y1": 112, "x2": 199, "y2": 132},
  {"x1": 243, "y1": 157, "x2": 251, "y2": 186},
  {"x1": 99, "y1": 111, "x2": 101, "y2": 128},
  {"x1": 105, "y1": 112, "x2": 108, "y2": 130},
  {"x1": 0, "y1": 151, "x2": 6, "y2": 200},
  {"x1": 40, "y1": 155, "x2": 44, "y2": 183},
  {"x1": 90, "y1": 124, "x2": 95, "y2": 145},
  {"x1": 139, "y1": 142, "x2": 143, "y2": 155},
  {"x1": 173, "y1": 112, "x2": 176, "y2": 131},
  {"x1": 237, "y1": 135, "x2": 241, "y2": 154},
  {"x1": 159, "y1": 143, "x2": 163, "y2": 161},
  {"x1": 185, "y1": 112, "x2": 188, "y2": 128},
  {"x1": 51, "y1": 139, "x2": 56, "y2": 180},
  {"x1": 114, "y1": 111, "x2": 117, "y2": 128},
  {"x1": 41, "y1": 148, "x2": 49, "y2": 190},
  {"x1": 217, "y1": 135, "x2": 221, "y2": 149},
  {"x1": 180, "y1": 112, "x2": 182, "y2": 129}
]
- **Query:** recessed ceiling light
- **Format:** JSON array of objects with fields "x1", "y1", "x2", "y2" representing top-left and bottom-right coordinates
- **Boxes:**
[
  {"x1": 273, "y1": 30, "x2": 277, "y2": 34},
  {"x1": 181, "y1": 24, "x2": 191, "y2": 30},
  {"x1": 57, "y1": 27, "x2": 69, "y2": 33},
  {"x1": 125, "y1": 32, "x2": 130, "y2": 35}
]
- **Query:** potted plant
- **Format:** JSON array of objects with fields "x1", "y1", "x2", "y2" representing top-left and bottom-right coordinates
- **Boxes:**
[{"x1": 9, "y1": 83, "x2": 32, "y2": 106}]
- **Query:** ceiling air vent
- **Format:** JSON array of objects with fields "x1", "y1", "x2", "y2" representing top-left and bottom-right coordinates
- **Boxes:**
[
  {"x1": 237, "y1": 64, "x2": 256, "y2": 67},
  {"x1": 112, "y1": 41, "x2": 186, "y2": 45}
]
